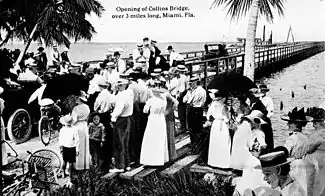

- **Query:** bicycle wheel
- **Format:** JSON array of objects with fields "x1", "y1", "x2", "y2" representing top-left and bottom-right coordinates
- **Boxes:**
[
  {"x1": 38, "y1": 116, "x2": 52, "y2": 146},
  {"x1": 28, "y1": 149, "x2": 62, "y2": 177}
]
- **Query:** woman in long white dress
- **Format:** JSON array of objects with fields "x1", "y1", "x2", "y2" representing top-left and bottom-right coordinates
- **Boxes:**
[
  {"x1": 71, "y1": 103, "x2": 91, "y2": 170},
  {"x1": 205, "y1": 89, "x2": 231, "y2": 169},
  {"x1": 140, "y1": 87, "x2": 169, "y2": 166}
]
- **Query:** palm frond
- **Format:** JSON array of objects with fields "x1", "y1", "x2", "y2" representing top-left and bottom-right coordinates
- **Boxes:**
[{"x1": 211, "y1": 0, "x2": 286, "y2": 22}]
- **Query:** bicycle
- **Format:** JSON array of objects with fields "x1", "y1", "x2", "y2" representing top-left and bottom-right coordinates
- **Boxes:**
[
  {"x1": 1, "y1": 141, "x2": 62, "y2": 196},
  {"x1": 38, "y1": 99, "x2": 62, "y2": 146}
]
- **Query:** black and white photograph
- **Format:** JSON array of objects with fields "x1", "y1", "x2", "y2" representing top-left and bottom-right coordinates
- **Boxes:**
[{"x1": 1, "y1": 0, "x2": 325, "y2": 195}]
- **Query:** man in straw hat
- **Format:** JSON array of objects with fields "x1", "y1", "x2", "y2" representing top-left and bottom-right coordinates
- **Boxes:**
[
  {"x1": 110, "y1": 78, "x2": 134, "y2": 173},
  {"x1": 241, "y1": 147, "x2": 304, "y2": 196},
  {"x1": 167, "y1": 45, "x2": 184, "y2": 67},
  {"x1": 176, "y1": 65, "x2": 189, "y2": 131},
  {"x1": 183, "y1": 76, "x2": 207, "y2": 148},
  {"x1": 132, "y1": 43, "x2": 149, "y2": 73},
  {"x1": 114, "y1": 51, "x2": 126, "y2": 74},
  {"x1": 258, "y1": 84, "x2": 274, "y2": 119},
  {"x1": 102, "y1": 62, "x2": 119, "y2": 87}
]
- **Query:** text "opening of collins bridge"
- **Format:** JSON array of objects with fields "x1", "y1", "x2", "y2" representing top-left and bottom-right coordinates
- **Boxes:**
[{"x1": 116, "y1": 6, "x2": 190, "y2": 13}]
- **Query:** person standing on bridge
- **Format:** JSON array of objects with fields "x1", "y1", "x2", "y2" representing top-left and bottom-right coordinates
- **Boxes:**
[
  {"x1": 258, "y1": 84, "x2": 274, "y2": 119},
  {"x1": 167, "y1": 46, "x2": 184, "y2": 68},
  {"x1": 183, "y1": 76, "x2": 207, "y2": 149}
]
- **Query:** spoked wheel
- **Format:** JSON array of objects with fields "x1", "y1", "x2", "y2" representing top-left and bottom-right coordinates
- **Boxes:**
[
  {"x1": 28, "y1": 149, "x2": 62, "y2": 177},
  {"x1": 38, "y1": 116, "x2": 52, "y2": 146},
  {"x1": 7, "y1": 109, "x2": 32, "y2": 144}
]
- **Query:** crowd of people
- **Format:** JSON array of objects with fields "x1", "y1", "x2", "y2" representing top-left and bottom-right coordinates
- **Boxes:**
[{"x1": 1, "y1": 37, "x2": 325, "y2": 196}]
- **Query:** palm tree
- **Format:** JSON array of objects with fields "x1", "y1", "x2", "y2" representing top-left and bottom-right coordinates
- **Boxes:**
[
  {"x1": 0, "y1": 0, "x2": 104, "y2": 65},
  {"x1": 211, "y1": 0, "x2": 286, "y2": 81}
]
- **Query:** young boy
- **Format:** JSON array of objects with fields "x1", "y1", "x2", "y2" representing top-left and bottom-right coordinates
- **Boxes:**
[
  {"x1": 58, "y1": 114, "x2": 79, "y2": 178},
  {"x1": 88, "y1": 113, "x2": 106, "y2": 172}
]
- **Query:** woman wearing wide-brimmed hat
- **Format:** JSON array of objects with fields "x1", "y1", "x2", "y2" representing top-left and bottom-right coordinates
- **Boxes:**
[
  {"x1": 281, "y1": 107, "x2": 315, "y2": 196},
  {"x1": 140, "y1": 82, "x2": 169, "y2": 166}
]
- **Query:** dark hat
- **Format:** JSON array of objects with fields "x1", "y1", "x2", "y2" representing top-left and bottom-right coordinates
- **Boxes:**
[
  {"x1": 133, "y1": 67, "x2": 143, "y2": 73},
  {"x1": 281, "y1": 107, "x2": 313, "y2": 122},
  {"x1": 167, "y1": 46, "x2": 173, "y2": 50},
  {"x1": 189, "y1": 76, "x2": 199, "y2": 83},
  {"x1": 113, "y1": 51, "x2": 121, "y2": 56},
  {"x1": 306, "y1": 107, "x2": 325, "y2": 122},
  {"x1": 137, "y1": 44, "x2": 143, "y2": 48},
  {"x1": 143, "y1": 37, "x2": 149, "y2": 41},
  {"x1": 259, "y1": 84, "x2": 270, "y2": 92},
  {"x1": 119, "y1": 73, "x2": 130, "y2": 79},
  {"x1": 37, "y1": 47, "x2": 44, "y2": 52},
  {"x1": 259, "y1": 151, "x2": 294, "y2": 169}
]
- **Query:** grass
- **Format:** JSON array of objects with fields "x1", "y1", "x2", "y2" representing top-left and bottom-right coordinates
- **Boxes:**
[{"x1": 49, "y1": 165, "x2": 234, "y2": 196}]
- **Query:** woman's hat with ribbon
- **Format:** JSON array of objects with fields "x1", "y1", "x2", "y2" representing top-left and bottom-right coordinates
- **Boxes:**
[
  {"x1": 306, "y1": 107, "x2": 325, "y2": 122},
  {"x1": 243, "y1": 110, "x2": 267, "y2": 125},
  {"x1": 281, "y1": 107, "x2": 313, "y2": 122}
]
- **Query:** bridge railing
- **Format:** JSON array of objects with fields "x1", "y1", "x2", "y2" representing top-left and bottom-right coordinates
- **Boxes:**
[{"x1": 183, "y1": 41, "x2": 325, "y2": 90}]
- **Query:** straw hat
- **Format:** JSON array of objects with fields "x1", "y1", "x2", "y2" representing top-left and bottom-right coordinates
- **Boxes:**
[
  {"x1": 79, "y1": 91, "x2": 88, "y2": 102},
  {"x1": 243, "y1": 110, "x2": 267, "y2": 125},
  {"x1": 189, "y1": 76, "x2": 199, "y2": 83},
  {"x1": 116, "y1": 79, "x2": 129, "y2": 86},
  {"x1": 281, "y1": 107, "x2": 313, "y2": 122},
  {"x1": 98, "y1": 80, "x2": 110, "y2": 87},
  {"x1": 39, "y1": 98, "x2": 54, "y2": 107},
  {"x1": 63, "y1": 47, "x2": 69, "y2": 52},
  {"x1": 150, "y1": 68, "x2": 162, "y2": 77},
  {"x1": 151, "y1": 87, "x2": 167, "y2": 94},
  {"x1": 106, "y1": 62, "x2": 115, "y2": 68},
  {"x1": 259, "y1": 151, "x2": 294, "y2": 169},
  {"x1": 59, "y1": 115, "x2": 73, "y2": 126},
  {"x1": 176, "y1": 65, "x2": 187, "y2": 72}
]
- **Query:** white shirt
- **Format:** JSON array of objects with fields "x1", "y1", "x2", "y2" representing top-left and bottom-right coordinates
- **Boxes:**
[
  {"x1": 116, "y1": 58, "x2": 126, "y2": 74},
  {"x1": 94, "y1": 89, "x2": 115, "y2": 113},
  {"x1": 25, "y1": 58, "x2": 36, "y2": 66},
  {"x1": 18, "y1": 68, "x2": 38, "y2": 81},
  {"x1": 51, "y1": 50, "x2": 61, "y2": 63},
  {"x1": 132, "y1": 48, "x2": 149, "y2": 71},
  {"x1": 88, "y1": 74, "x2": 103, "y2": 95},
  {"x1": 183, "y1": 86, "x2": 207, "y2": 108},
  {"x1": 169, "y1": 51, "x2": 184, "y2": 66},
  {"x1": 260, "y1": 96, "x2": 274, "y2": 118},
  {"x1": 178, "y1": 74, "x2": 189, "y2": 93},
  {"x1": 111, "y1": 88, "x2": 134, "y2": 122},
  {"x1": 168, "y1": 77, "x2": 179, "y2": 97},
  {"x1": 59, "y1": 125, "x2": 79, "y2": 151},
  {"x1": 102, "y1": 69, "x2": 119, "y2": 86}
]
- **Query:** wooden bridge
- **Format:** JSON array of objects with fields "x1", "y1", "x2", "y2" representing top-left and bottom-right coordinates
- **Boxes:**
[{"x1": 94, "y1": 41, "x2": 325, "y2": 183}]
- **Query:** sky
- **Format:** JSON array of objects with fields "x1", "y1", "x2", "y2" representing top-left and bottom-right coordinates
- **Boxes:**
[{"x1": 85, "y1": 0, "x2": 325, "y2": 43}]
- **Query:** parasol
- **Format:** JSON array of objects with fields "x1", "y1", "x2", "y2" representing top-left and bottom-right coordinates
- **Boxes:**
[
  {"x1": 207, "y1": 72, "x2": 257, "y2": 95},
  {"x1": 41, "y1": 73, "x2": 89, "y2": 101}
]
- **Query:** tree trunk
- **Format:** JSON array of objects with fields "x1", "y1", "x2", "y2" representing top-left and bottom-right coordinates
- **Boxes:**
[
  {"x1": 0, "y1": 31, "x2": 12, "y2": 48},
  {"x1": 243, "y1": 0, "x2": 260, "y2": 81},
  {"x1": 15, "y1": 23, "x2": 38, "y2": 66}
]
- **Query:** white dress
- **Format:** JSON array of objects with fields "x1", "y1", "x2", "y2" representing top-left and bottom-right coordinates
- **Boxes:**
[
  {"x1": 1, "y1": 98, "x2": 7, "y2": 165},
  {"x1": 140, "y1": 96, "x2": 169, "y2": 166},
  {"x1": 207, "y1": 100, "x2": 231, "y2": 168},
  {"x1": 75, "y1": 121, "x2": 91, "y2": 170}
]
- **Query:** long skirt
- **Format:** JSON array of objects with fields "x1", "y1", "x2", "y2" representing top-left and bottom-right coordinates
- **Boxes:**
[
  {"x1": 208, "y1": 119, "x2": 231, "y2": 168},
  {"x1": 75, "y1": 121, "x2": 91, "y2": 170},
  {"x1": 166, "y1": 109, "x2": 177, "y2": 161},
  {"x1": 231, "y1": 121, "x2": 251, "y2": 170},
  {"x1": 140, "y1": 114, "x2": 169, "y2": 166}
]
